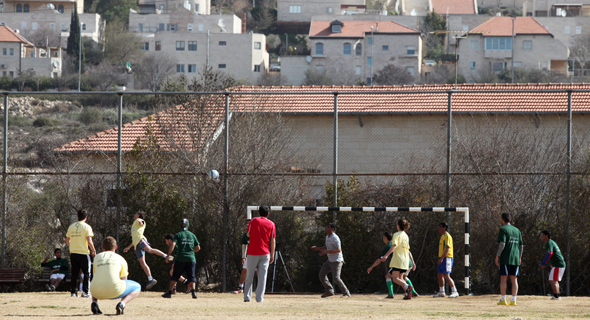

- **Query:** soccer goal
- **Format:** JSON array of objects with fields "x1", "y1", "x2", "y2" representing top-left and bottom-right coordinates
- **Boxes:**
[{"x1": 246, "y1": 205, "x2": 471, "y2": 295}]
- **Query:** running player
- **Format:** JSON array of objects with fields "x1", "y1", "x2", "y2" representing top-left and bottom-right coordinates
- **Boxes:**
[
  {"x1": 541, "y1": 230, "x2": 565, "y2": 300},
  {"x1": 381, "y1": 219, "x2": 413, "y2": 300},
  {"x1": 162, "y1": 219, "x2": 201, "y2": 299}
]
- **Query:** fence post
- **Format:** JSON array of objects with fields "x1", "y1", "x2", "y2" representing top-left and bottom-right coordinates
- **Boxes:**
[
  {"x1": 333, "y1": 92, "x2": 338, "y2": 223},
  {"x1": 1, "y1": 93, "x2": 7, "y2": 268},
  {"x1": 223, "y1": 93, "x2": 230, "y2": 292},
  {"x1": 116, "y1": 92, "x2": 123, "y2": 249},
  {"x1": 446, "y1": 91, "x2": 453, "y2": 226},
  {"x1": 566, "y1": 90, "x2": 572, "y2": 296}
]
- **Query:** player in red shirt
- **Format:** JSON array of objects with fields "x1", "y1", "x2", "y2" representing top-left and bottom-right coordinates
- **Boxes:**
[{"x1": 243, "y1": 206, "x2": 276, "y2": 303}]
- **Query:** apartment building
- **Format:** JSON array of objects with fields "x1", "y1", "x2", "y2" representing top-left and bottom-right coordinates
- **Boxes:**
[
  {"x1": 2, "y1": 0, "x2": 83, "y2": 14},
  {"x1": 278, "y1": 0, "x2": 366, "y2": 22},
  {"x1": 0, "y1": 25, "x2": 62, "y2": 78},
  {"x1": 129, "y1": 7, "x2": 241, "y2": 33},
  {"x1": 307, "y1": 19, "x2": 422, "y2": 85},
  {"x1": 523, "y1": 0, "x2": 590, "y2": 17},
  {"x1": 458, "y1": 17, "x2": 569, "y2": 82},
  {"x1": 137, "y1": 0, "x2": 210, "y2": 14}
]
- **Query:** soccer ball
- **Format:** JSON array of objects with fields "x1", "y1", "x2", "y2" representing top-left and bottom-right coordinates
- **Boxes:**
[{"x1": 208, "y1": 170, "x2": 220, "y2": 182}]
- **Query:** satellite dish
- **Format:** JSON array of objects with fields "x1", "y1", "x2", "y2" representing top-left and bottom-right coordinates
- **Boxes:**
[
  {"x1": 218, "y1": 18, "x2": 226, "y2": 29},
  {"x1": 410, "y1": 9, "x2": 417, "y2": 16},
  {"x1": 496, "y1": 12, "x2": 502, "y2": 16},
  {"x1": 14, "y1": 29, "x2": 19, "y2": 33},
  {"x1": 46, "y1": 3, "x2": 55, "y2": 9},
  {"x1": 561, "y1": 10, "x2": 567, "y2": 17},
  {"x1": 306, "y1": 56, "x2": 312, "y2": 63},
  {"x1": 53, "y1": 61, "x2": 60, "y2": 68}
]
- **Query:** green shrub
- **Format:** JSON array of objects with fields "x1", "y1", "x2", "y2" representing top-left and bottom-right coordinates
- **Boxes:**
[
  {"x1": 79, "y1": 107, "x2": 103, "y2": 125},
  {"x1": 33, "y1": 117, "x2": 59, "y2": 127}
]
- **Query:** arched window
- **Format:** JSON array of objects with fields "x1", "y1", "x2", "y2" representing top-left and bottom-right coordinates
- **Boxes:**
[
  {"x1": 23, "y1": 3, "x2": 29, "y2": 12},
  {"x1": 343, "y1": 42, "x2": 351, "y2": 55},
  {"x1": 355, "y1": 43, "x2": 362, "y2": 56},
  {"x1": 315, "y1": 42, "x2": 324, "y2": 55},
  {"x1": 16, "y1": 3, "x2": 22, "y2": 12},
  {"x1": 58, "y1": 4, "x2": 64, "y2": 13}
]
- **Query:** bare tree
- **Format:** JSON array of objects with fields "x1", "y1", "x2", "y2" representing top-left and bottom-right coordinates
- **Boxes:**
[
  {"x1": 22, "y1": 28, "x2": 61, "y2": 48},
  {"x1": 134, "y1": 53, "x2": 176, "y2": 91},
  {"x1": 88, "y1": 60, "x2": 126, "y2": 91},
  {"x1": 14, "y1": 68, "x2": 35, "y2": 91},
  {"x1": 104, "y1": 21, "x2": 144, "y2": 65},
  {"x1": 256, "y1": 72, "x2": 288, "y2": 86},
  {"x1": 304, "y1": 68, "x2": 333, "y2": 85},
  {"x1": 570, "y1": 34, "x2": 590, "y2": 72},
  {"x1": 421, "y1": 64, "x2": 453, "y2": 84},
  {"x1": 472, "y1": 63, "x2": 499, "y2": 84},
  {"x1": 373, "y1": 64, "x2": 415, "y2": 85},
  {"x1": 56, "y1": 55, "x2": 79, "y2": 89}
]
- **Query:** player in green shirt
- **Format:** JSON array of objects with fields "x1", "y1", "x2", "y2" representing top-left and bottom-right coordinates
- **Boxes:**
[
  {"x1": 232, "y1": 219, "x2": 251, "y2": 294},
  {"x1": 541, "y1": 230, "x2": 566, "y2": 300},
  {"x1": 495, "y1": 212, "x2": 523, "y2": 306},
  {"x1": 162, "y1": 219, "x2": 201, "y2": 299},
  {"x1": 41, "y1": 248, "x2": 69, "y2": 292},
  {"x1": 164, "y1": 234, "x2": 189, "y2": 294}
]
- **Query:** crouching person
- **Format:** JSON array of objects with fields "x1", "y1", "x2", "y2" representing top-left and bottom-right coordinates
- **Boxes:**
[{"x1": 90, "y1": 237, "x2": 141, "y2": 315}]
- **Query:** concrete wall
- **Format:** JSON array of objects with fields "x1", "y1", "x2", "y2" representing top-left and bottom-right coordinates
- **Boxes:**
[
  {"x1": 138, "y1": 0, "x2": 210, "y2": 14},
  {"x1": 278, "y1": 0, "x2": 367, "y2": 22},
  {"x1": 311, "y1": 14, "x2": 420, "y2": 29},
  {"x1": 129, "y1": 9, "x2": 240, "y2": 34},
  {"x1": 0, "y1": 41, "x2": 21, "y2": 78},
  {"x1": 535, "y1": 17, "x2": 590, "y2": 48},
  {"x1": 280, "y1": 56, "x2": 309, "y2": 85},
  {"x1": 21, "y1": 56, "x2": 61, "y2": 77}
]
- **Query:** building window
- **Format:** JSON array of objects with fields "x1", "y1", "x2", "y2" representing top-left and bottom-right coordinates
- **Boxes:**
[
  {"x1": 514, "y1": 61, "x2": 522, "y2": 67},
  {"x1": 176, "y1": 41, "x2": 185, "y2": 51},
  {"x1": 21, "y1": 22, "x2": 27, "y2": 29},
  {"x1": 470, "y1": 39, "x2": 479, "y2": 50},
  {"x1": 523, "y1": 40, "x2": 532, "y2": 50},
  {"x1": 355, "y1": 65, "x2": 361, "y2": 75},
  {"x1": 406, "y1": 46, "x2": 416, "y2": 55},
  {"x1": 81, "y1": 23, "x2": 87, "y2": 31},
  {"x1": 332, "y1": 25, "x2": 341, "y2": 33},
  {"x1": 368, "y1": 37, "x2": 373, "y2": 45},
  {"x1": 315, "y1": 42, "x2": 324, "y2": 55},
  {"x1": 159, "y1": 23, "x2": 165, "y2": 31},
  {"x1": 576, "y1": 26, "x2": 582, "y2": 34},
  {"x1": 219, "y1": 64, "x2": 226, "y2": 68},
  {"x1": 16, "y1": 4, "x2": 22, "y2": 12},
  {"x1": 188, "y1": 24, "x2": 193, "y2": 31},
  {"x1": 382, "y1": 45, "x2": 388, "y2": 51},
  {"x1": 32, "y1": 22, "x2": 37, "y2": 30},
  {"x1": 198, "y1": 24, "x2": 204, "y2": 32},
  {"x1": 155, "y1": 41, "x2": 161, "y2": 51},
  {"x1": 492, "y1": 61, "x2": 505, "y2": 72},
  {"x1": 9, "y1": 71, "x2": 14, "y2": 78},
  {"x1": 159, "y1": 4, "x2": 164, "y2": 11},
  {"x1": 188, "y1": 64, "x2": 197, "y2": 73},
  {"x1": 469, "y1": 61, "x2": 476, "y2": 70},
  {"x1": 356, "y1": 43, "x2": 362, "y2": 55},
  {"x1": 254, "y1": 65, "x2": 261, "y2": 72},
  {"x1": 169, "y1": 24, "x2": 177, "y2": 31},
  {"x1": 327, "y1": 7, "x2": 333, "y2": 13},
  {"x1": 343, "y1": 43, "x2": 351, "y2": 55},
  {"x1": 565, "y1": 26, "x2": 570, "y2": 34},
  {"x1": 485, "y1": 37, "x2": 512, "y2": 50},
  {"x1": 9, "y1": 48, "x2": 14, "y2": 56},
  {"x1": 188, "y1": 41, "x2": 197, "y2": 51},
  {"x1": 195, "y1": 4, "x2": 199, "y2": 11},
  {"x1": 2, "y1": 72, "x2": 5, "y2": 77},
  {"x1": 176, "y1": 64, "x2": 185, "y2": 73},
  {"x1": 141, "y1": 42, "x2": 149, "y2": 50},
  {"x1": 289, "y1": 5, "x2": 301, "y2": 13},
  {"x1": 57, "y1": 4, "x2": 64, "y2": 12},
  {"x1": 61, "y1": 22, "x2": 67, "y2": 31},
  {"x1": 138, "y1": 23, "x2": 143, "y2": 32},
  {"x1": 30, "y1": 51, "x2": 34, "y2": 57},
  {"x1": 219, "y1": 41, "x2": 226, "y2": 45},
  {"x1": 2, "y1": 48, "x2": 5, "y2": 55},
  {"x1": 254, "y1": 42, "x2": 261, "y2": 49},
  {"x1": 23, "y1": 3, "x2": 29, "y2": 12},
  {"x1": 367, "y1": 57, "x2": 372, "y2": 66}
]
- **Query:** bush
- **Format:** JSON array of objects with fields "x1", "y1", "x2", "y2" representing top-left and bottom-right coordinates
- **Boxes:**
[
  {"x1": 79, "y1": 107, "x2": 103, "y2": 125},
  {"x1": 33, "y1": 117, "x2": 59, "y2": 127},
  {"x1": 0, "y1": 115, "x2": 33, "y2": 127}
]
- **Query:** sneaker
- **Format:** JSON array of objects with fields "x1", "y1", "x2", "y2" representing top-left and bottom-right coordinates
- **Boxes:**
[
  {"x1": 46, "y1": 284, "x2": 52, "y2": 292},
  {"x1": 146, "y1": 279, "x2": 158, "y2": 290},
  {"x1": 191, "y1": 290, "x2": 198, "y2": 299},
  {"x1": 91, "y1": 302, "x2": 103, "y2": 315},
  {"x1": 497, "y1": 300, "x2": 507, "y2": 305},
  {"x1": 71, "y1": 292, "x2": 78, "y2": 297},
  {"x1": 162, "y1": 291, "x2": 172, "y2": 298},
  {"x1": 244, "y1": 299, "x2": 250, "y2": 302},
  {"x1": 231, "y1": 288, "x2": 244, "y2": 294},
  {"x1": 508, "y1": 300, "x2": 517, "y2": 306},
  {"x1": 172, "y1": 287, "x2": 177, "y2": 294},
  {"x1": 341, "y1": 292, "x2": 351, "y2": 298},
  {"x1": 51, "y1": 285, "x2": 56, "y2": 292},
  {"x1": 550, "y1": 296, "x2": 562, "y2": 300},
  {"x1": 403, "y1": 295, "x2": 411, "y2": 300},
  {"x1": 385, "y1": 294, "x2": 394, "y2": 299},
  {"x1": 405, "y1": 285, "x2": 413, "y2": 299},
  {"x1": 80, "y1": 292, "x2": 90, "y2": 298},
  {"x1": 320, "y1": 292, "x2": 334, "y2": 298},
  {"x1": 448, "y1": 292, "x2": 459, "y2": 298},
  {"x1": 433, "y1": 292, "x2": 446, "y2": 298},
  {"x1": 116, "y1": 302, "x2": 125, "y2": 315}
]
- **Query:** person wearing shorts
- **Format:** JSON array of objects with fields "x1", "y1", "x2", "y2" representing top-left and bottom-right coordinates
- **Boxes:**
[
  {"x1": 541, "y1": 230, "x2": 566, "y2": 300},
  {"x1": 123, "y1": 211, "x2": 168, "y2": 290},
  {"x1": 434, "y1": 222, "x2": 459, "y2": 298},
  {"x1": 495, "y1": 212, "x2": 523, "y2": 306},
  {"x1": 41, "y1": 248, "x2": 69, "y2": 292},
  {"x1": 162, "y1": 219, "x2": 201, "y2": 299},
  {"x1": 232, "y1": 220, "x2": 251, "y2": 294},
  {"x1": 89, "y1": 237, "x2": 141, "y2": 315},
  {"x1": 381, "y1": 219, "x2": 413, "y2": 300},
  {"x1": 164, "y1": 234, "x2": 189, "y2": 294}
]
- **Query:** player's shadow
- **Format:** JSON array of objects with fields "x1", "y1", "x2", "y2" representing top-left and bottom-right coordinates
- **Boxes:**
[{"x1": 5, "y1": 314, "x2": 119, "y2": 317}]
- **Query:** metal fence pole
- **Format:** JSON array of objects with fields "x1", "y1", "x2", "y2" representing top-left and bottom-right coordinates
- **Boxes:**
[
  {"x1": 116, "y1": 93, "x2": 123, "y2": 250},
  {"x1": 1, "y1": 93, "x2": 7, "y2": 268},
  {"x1": 566, "y1": 90, "x2": 572, "y2": 296},
  {"x1": 223, "y1": 93, "x2": 230, "y2": 292},
  {"x1": 446, "y1": 91, "x2": 453, "y2": 227},
  {"x1": 333, "y1": 93, "x2": 338, "y2": 223}
]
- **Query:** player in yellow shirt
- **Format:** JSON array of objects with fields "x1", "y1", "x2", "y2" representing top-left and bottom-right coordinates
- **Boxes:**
[
  {"x1": 434, "y1": 222, "x2": 459, "y2": 298},
  {"x1": 66, "y1": 209, "x2": 96, "y2": 298},
  {"x1": 123, "y1": 211, "x2": 169, "y2": 290},
  {"x1": 90, "y1": 236, "x2": 141, "y2": 315},
  {"x1": 381, "y1": 219, "x2": 414, "y2": 300}
]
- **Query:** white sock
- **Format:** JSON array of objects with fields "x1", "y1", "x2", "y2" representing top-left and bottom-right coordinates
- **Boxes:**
[
  {"x1": 404, "y1": 284, "x2": 409, "y2": 290},
  {"x1": 148, "y1": 276, "x2": 153, "y2": 281},
  {"x1": 439, "y1": 287, "x2": 444, "y2": 292},
  {"x1": 501, "y1": 295, "x2": 506, "y2": 301},
  {"x1": 120, "y1": 302, "x2": 125, "y2": 307},
  {"x1": 451, "y1": 287, "x2": 457, "y2": 293},
  {"x1": 239, "y1": 284, "x2": 244, "y2": 289},
  {"x1": 386, "y1": 278, "x2": 392, "y2": 283},
  {"x1": 511, "y1": 296, "x2": 517, "y2": 302}
]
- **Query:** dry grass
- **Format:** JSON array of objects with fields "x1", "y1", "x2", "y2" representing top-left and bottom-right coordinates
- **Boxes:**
[{"x1": 1, "y1": 292, "x2": 589, "y2": 319}]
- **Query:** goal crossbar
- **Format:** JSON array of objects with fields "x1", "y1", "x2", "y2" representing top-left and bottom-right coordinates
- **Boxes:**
[{"x1": 246, "y1": 206, "x2": 471, "y2": 295}]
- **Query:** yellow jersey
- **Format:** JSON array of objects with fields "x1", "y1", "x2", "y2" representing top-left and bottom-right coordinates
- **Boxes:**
[
  {"x1": 66, "y1": 221, "x2": 94, "y2": 255},
  {"x1": 438, "y1": 232, "x2": 453, "y2": 258},
  {"x1": 90, "y1": 251, "x2": 129, "y2": 299},
  {"x1": 389, "y1": 231, "x2": 410, "y2": 269},
  {"x1": 131, "y1": 218, "x2": 146, "y2": 249}
]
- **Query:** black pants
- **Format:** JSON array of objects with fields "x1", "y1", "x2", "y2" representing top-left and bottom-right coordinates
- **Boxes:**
[{"x1": 70, "y1": 253, "x2": 91, "y2": 294}]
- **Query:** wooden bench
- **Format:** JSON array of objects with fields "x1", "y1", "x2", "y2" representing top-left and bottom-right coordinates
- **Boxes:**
[
  {"x1": 0, "y1": 268, "x2": 26, "y2": 285},
  {"x1": 39, "y1": 267, "x2": 72, "y2": 284}
]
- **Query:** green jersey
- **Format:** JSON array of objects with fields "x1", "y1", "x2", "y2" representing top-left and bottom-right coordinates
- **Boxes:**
[
  {"x1": 242, "y1": 233, "x2": 250, "y2": 245},
  {"x1": 546, "y1": 240, "x2": 566, "y2": 268},
  {"x1": 381, "y1": 241, "x2": 393, "y2": 257},
  {"x1": 497, "y1": 224, "x2": 523, "y2": 265},
  {"x1": 173, "y1": 230, "x2": 200, "y2": 263},
  {"x1": 43, "y1": 258, "x2": 69, "y2": 276}
]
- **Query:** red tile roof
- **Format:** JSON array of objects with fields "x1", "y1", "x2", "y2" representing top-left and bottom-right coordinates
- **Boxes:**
[
  {"x1": 470, "y1": 17, "x2": 551, "y2": 37},
  {"x1": 56, "y1": 83, "x2": 590, "y2": 153},
  {"x1": 310, "y1": 20, "x2": 419, "y2": 38},
  {"x1": 0, "y1": 25, "x2": 31, "y2": 44},
  {"x1": 432, "y1": 0, "x2": 476, "y2": 15}
]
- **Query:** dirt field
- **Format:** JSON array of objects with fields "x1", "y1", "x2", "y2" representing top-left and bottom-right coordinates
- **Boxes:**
[{"x1": 1, "y1": 292, "x2": 589, "y2": 319}]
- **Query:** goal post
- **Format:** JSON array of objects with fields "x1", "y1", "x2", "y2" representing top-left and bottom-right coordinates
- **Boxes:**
[{"x1": 246, "y1": 206, "x2": 471, "y2": 295}]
